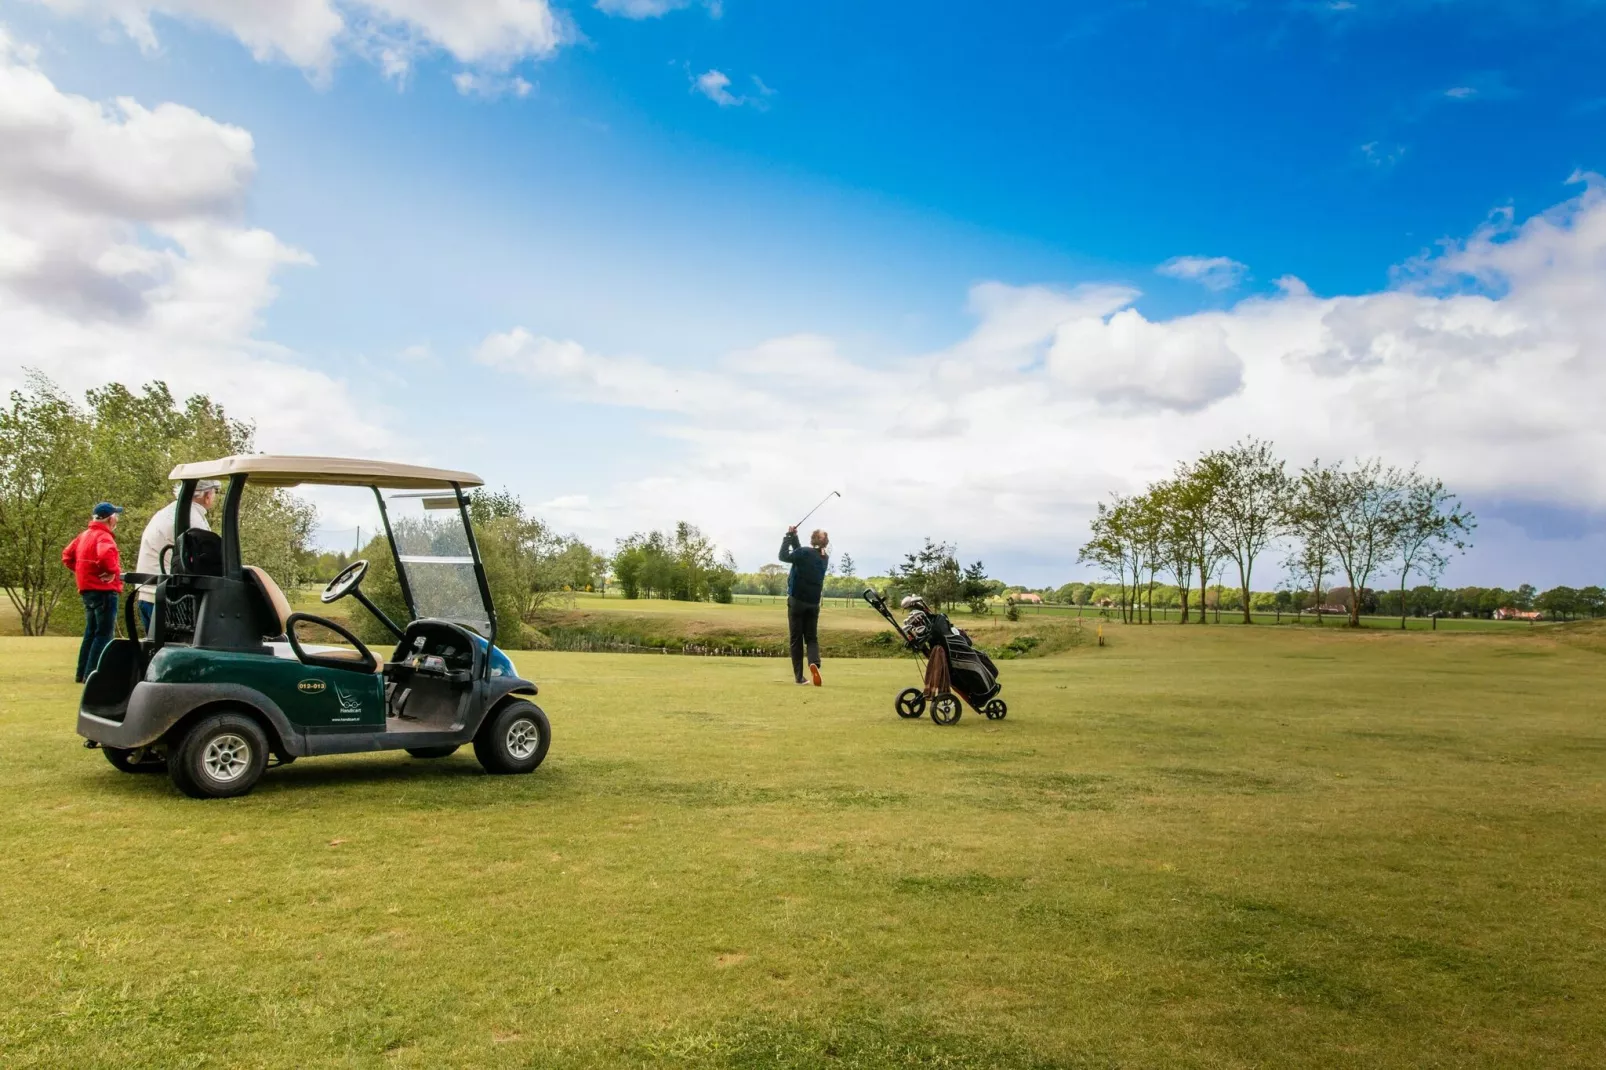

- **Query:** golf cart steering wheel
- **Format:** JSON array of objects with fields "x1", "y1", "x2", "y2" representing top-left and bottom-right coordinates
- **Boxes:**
[{"x1": 321, "y1": 559, "x2": 369, "y2": 604}]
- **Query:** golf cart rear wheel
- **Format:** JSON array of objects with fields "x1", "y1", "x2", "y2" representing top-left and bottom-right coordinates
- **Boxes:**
[
  {"x1": 930, "y1": 694, "x2": 962, "y2": 726},
  {"x1": 474, "y1": 700, "x2": 551, "y2": 775},
  {"x1": 984, "y1": 699, "x2": 1008, "y2": 720},
  {"x1": 895, "y1": 687, "x2": 926, "y2": 719},
  {"x1": 103, "y1": 745, "x2": 165, "y2": 774},
  {"x1": 405, "y1": 745, "x2": 460, "y2": 759},
  {"x1": 168, "y1": 712, "x2": 269, "y2": 799}
]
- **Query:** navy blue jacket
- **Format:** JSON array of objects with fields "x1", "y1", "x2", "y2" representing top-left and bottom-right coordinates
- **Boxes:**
[{"x1": 779, "y1": 531, "x2": 828, "y2": 606}]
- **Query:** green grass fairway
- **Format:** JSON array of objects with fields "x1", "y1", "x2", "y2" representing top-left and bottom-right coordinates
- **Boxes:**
[{"x1": 2, "y1": 626, "x2": 1603, "y2": 1067}]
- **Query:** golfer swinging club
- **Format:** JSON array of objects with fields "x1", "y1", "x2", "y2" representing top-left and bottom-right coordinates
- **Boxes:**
[{"x1": 780, "y1": 525, "x2": 829, "y2": 685}]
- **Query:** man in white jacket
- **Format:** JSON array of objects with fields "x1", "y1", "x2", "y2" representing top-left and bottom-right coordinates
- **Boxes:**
[{"x1": 134, "y1": 480, "x2": 221, "y2": 632}]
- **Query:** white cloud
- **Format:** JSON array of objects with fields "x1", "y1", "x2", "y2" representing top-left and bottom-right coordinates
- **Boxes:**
[
  {"x1": 595, "y1": 0, "x2": 721, "y2": 18},
  {"x1": 0, "y1": 26, "x2": 390, "y2": 455},
  {"x1": 1445, "y1": 85, "x2": 1477, "y2": 100},
  {"x1": 452, "y1": 70, "x2": 532, "y2": 98},
  {"x1": 473, "y1": 174, "x2": 1606, "y2": 575},
  {"x1": 1156, "y1": 254, "x2": 1247, "y2": 291},
  {"x1": 26, "y1": 0, "x2": 564, "y2": 77},
  {"x1": 694, "y1": 68, "x2": 739, "y2": 107},
  {"x1": 595, "y1": 0, "x2": 689, "y2": 16}
]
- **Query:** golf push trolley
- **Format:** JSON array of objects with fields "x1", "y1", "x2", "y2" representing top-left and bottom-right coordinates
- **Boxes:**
[{"x1": 862, "y1": 588, "x2": 1007, "y2": 726}]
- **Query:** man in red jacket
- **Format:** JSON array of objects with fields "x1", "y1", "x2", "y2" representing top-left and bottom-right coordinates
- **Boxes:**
[{"x1": 63, "y1": 502, "x2": 124, "y2": 683}]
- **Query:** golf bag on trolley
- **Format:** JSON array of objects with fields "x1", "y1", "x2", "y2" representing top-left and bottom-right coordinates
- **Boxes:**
[{"x1": 862, "y1": 588, "x2": 1006, "y2": 725}]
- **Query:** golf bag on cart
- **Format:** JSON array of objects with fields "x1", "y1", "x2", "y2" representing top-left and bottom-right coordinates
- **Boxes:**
[{"x1": 862, "y1": 588, "x2": 1007, "y2": 725}]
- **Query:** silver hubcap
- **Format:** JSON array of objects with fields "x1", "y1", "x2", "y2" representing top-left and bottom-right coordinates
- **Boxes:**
[
  {"x1": 203, "y1": 733, "x2": 251, "y2": 782},
  {"x1": 506, "y1": 718, "x2": 540, "y2": 760}
]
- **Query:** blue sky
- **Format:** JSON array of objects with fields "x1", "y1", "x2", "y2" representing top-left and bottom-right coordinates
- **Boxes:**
[{"x1": 3, "y1": 0, "x2": 1605, "y2": 587}]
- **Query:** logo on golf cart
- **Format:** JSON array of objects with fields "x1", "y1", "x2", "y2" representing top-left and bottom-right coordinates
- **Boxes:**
[
  {"x1": 333, "y1": 683, "x2": 364, "y2": 716},
  {"x1": 298, "y1": 679, "x2": 326, "y2": 694}
]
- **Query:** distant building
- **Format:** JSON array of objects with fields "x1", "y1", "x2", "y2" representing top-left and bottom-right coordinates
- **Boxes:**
[
  {"x1": 1492, "y1": 608, "x2": 1543, "y2": 621},
  {"x1": 1011, "y1": 592, "x2": 1043, "y2": 604}
]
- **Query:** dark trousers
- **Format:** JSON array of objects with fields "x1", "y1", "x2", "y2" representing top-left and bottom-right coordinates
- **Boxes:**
[
  {"x1": 788, "y1": 597, "x2": 820, "y2": 681},
  {"x1": 138, "y1": 599, "x2": 153, "y2": 635},
  {"x1": 77, "y1": 590, "x2": 118, "y2": 683}
]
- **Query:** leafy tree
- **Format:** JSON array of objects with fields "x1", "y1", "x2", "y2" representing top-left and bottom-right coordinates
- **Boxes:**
[
  {"x1": 1390, "y1": 472, "x2": 1475, "y2": 629},
  {"x1": 609, "y1": 522, "x2": 731, "y2": 603},
  {"x1": 1079, "y1": 498, "x2": 1134, "y2": 622},
  {"x1": 1172, "y1": 457, "x2": 1226, "y2": 625},
  {"x1": 0, "y1": 375, "x2": 92, "y2": 634},
  {"x1": 1202, "y1": 438, "x2": 1291, "y2": 624},
  {"x1": 1578, "y1": 585, "x2": 1606, "y2": 618},
  {"x1": 895, "y1": 538, "x2": 963, "y2": 612},
  {"x1": 1537, "y1": 586, "x2": 1580, "y2": 620},
  {"x1": 838, "y1": 552, "x2": 856, "y2": 579},
  {"x1": 757, "y1": 562, "x2": 787, "y2": 596},
  {"x1": 961, "y1": 560, "x2": 993, "y2": 615},
  {"x1": 1301, "y1": 458, "x2": 1408, "y2": 627}
]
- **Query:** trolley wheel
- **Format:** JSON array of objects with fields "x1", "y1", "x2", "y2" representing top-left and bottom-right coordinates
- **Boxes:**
[
  {"x1": 984, "y1": 699, "x2": 1008, "y2": 720},
  {"x1": 930, "y1": 693, "x2": 962, "y2": 726},
  {"x1": 895, "y1": 688, "x2": 927, "y2": 719}
]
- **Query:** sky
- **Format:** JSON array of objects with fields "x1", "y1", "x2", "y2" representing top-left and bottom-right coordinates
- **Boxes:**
[{"x1": 2, "y1": 0, "x2": 1605, "y2": 587}]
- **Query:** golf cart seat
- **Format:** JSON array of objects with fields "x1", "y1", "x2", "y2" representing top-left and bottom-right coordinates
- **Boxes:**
[{"x1": 246, "y1": 565, "x2": 382, "y2": 674}]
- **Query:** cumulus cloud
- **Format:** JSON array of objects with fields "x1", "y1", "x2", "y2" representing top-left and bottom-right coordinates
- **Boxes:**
[
  {"x1": 0, "y1": 27, "x2": 390, "y2": 454},
  {"x1": 26, "y1": 0, "x2": 564, "y2": 77},
  {"x1": 693, "y1": 69, "x2": 739, "y2": 106},
  {"x1": 1157, "y1": 254, "x2": 1247, "y2": 291},
  {"x1": 474, "y1": 174, "x2": 1606, "y2": 575}
]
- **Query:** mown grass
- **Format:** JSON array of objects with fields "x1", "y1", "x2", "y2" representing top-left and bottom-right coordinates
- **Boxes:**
[{"x1": 1, "y1": 623, "x2": 1602, "y2": 1067}]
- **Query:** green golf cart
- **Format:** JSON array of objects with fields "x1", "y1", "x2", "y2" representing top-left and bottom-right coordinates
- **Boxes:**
[{"x1": 77, "y1": 455, "x2": 551, "y2": 798}]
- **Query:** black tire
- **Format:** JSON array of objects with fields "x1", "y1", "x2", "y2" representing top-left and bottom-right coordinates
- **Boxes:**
[
  {"x1": 406, "y1": 745, "x2": 460, "y2": 759},
  {"x1": 167, "y1": 712, "x2": 270, "y2": 799},
  {"x1": 930, "y1": 694, "x2": 962, "y2": 726},
  {"x1": 473, "y1": 700, "x2": 551, "y2": 775},
  {"x1": 984, "y1": 699, "x2": 1008, "y2": 720},
  {"x1": 895, "y1": 687, "x2": 927, "y2": 719},
  {"x1": 103, "y1": 746, "x2": 165, "y2": 774}
]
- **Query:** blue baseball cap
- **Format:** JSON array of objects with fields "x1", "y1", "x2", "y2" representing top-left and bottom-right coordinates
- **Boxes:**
[{"x1": 92, "y1": 502, "x2": 124, "y2": 519}]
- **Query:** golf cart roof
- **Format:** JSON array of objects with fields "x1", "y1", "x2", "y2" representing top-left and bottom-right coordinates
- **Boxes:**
[{"x1": 169, "y1": 455, "x2": 484, "y2": 490}]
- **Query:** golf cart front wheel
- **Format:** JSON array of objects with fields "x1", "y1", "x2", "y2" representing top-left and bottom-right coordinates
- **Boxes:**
[
  {"x1": 405, "y1": 745, "x2": 459, "y2": 759},
  {"x1": 474, "y1": 700, "x2": 551, "y2": 775},
  {"x1": 984, "y1": 699, "x2": 1008, "y2": 720},
  {"x1": 930, "y1": 694, "x2": 962, "y2": 726},
  {"x1": 895, "y1": 688, "x2": 926, "y2": 719},
  {"x1": 168, "y1": 712, "x2": 269, "y2": 799},
  {"x1": 103, "y1": 745, "x2": 165, "y2": 774}
]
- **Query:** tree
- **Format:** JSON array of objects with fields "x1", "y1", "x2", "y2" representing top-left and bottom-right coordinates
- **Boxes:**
[
  {"x1": 1537, "y1": 586, "x2": 1580, "y2": 621},
  {"x1": 757, "y1": 562, "x2": 787, "y2": 596},
  {"x1": 838, "y1": 552, "x2": 856, "y2": 578},
  {"x1": 1153, "y1": 479, "x2": 1197, "y2": 624},
  {"x1": 1172, "y1": 458, "x2": 1226, "y2": 625},
  {"x1": 895, "y1": 538, "x2": 963, "y2": 611},
  {"x1": 1273, "y1": 588, "x2": 1291, "y2": 623},
  {"x1": 961, "y1": 560, "x2": 993, "y2": 615},
  {"x1": 1079, "y1": 498, "x2": 1133, "y2": 623},
  {"x1": 1579, "y1": 586, "x2": 1606, "y2": 619},
  {"x1": 1390, "y1": 472, "x2": 1475, "y2": 629},
  {"x1": 1203, "y1": 438, "x2": 1291, "y2": 624},
  {"x1": 1301, "y1": 458, "x2": 1408, "y2": 627},
  {"x1": 0, "y1": 375, "x2": 92, "y2": 635}
]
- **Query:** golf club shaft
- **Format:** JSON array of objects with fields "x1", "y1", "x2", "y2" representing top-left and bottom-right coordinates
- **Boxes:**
[{"x1": 794, "y1": 490, "x2": 840, "y2": 529}]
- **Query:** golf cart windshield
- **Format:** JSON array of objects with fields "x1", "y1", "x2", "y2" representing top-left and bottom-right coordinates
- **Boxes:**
[{"x1": 384, "y1": 491, "x2": 492, "y2": 637}]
